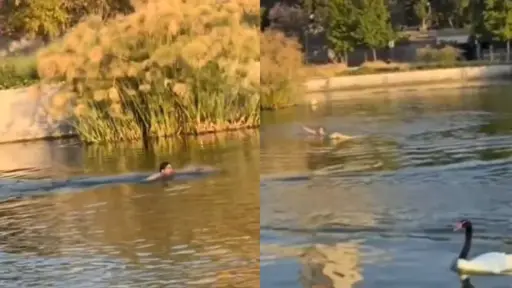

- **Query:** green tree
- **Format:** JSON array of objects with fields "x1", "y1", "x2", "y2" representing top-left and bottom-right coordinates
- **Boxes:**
[
  {"x1": 326, "y1": 0, "x2": 359, "y2": 62},
  {"x1": 1, "y1": 0, "x2": 133, "y2": 41},
  {"x1": 431, "y1": 0, "x2": 470, "y2": 28},
  {"x1": 260, "y1": 7, "x2": 266, "y2": 28},
  {"x1": 483, "y1": 0, "x2": 512, "y2": 61},
  {"x1": 356, "y1": 0, "x2": 394, "y2": 61},
  {"x1": 63, "y1": 0, "x2": 133, "y2": 23},
  {"x1": 413, "y1": 0, "x2": 431, "y2": 31},
  {"x1": 301, "y1": 0, "x2": 330, "y2": 25},
  {"x1": 2, "y1": 0, "x2": 68, "y2": 41}
]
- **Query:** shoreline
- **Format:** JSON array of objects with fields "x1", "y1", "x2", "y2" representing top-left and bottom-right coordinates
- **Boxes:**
[
  {"x1": 0, "y1": 83, "x2": 260, "y2": 145},
  {"x1": 304, "y1": 79, "x2": 511, "y2": 103},
  {"x1": 304, "y1": 64, "x2": 512, "y2": 102},
  {"x1": 1, "y1": 63, "x2": 512, "y2": 144}
]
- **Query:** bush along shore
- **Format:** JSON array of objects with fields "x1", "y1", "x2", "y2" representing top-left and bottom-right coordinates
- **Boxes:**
[
  {"x1": 32, "y1": 0, "x2": 260, "y2": 144},
  {"x1": 3, "y1": 16, "x2": 511, "y2": 137},
  {"x1": 0, "y1": 55, "x2": 39, "y2": 90}
]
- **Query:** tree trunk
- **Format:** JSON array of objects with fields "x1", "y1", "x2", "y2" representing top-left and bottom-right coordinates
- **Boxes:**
[
  {"x1": 476, "y1": 42, "x2": 481, "y2": 60},
  {"x1": 421, "y1": 19, "x2": 427, "y2": 31},
  {"x1": 507, "y1": 40, "x2": 510, "y2": 62},
  {"x1": 490, "y1": 44, "x2": 494, "y2": 62},
  {"x1": 344, "y1": 50, "x2": 348, "y2": 65},
  {"x1": 372, "y1": 48, "x2": 377, "y2": 61}
]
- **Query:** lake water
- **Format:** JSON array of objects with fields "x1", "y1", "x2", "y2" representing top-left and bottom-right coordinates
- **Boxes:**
[
  {"x1": 0, "y1": 131, "x2": 259, "y2": 287},
  {"x1": 260, "y1": 86, "x2": 512, "y2": 288}
]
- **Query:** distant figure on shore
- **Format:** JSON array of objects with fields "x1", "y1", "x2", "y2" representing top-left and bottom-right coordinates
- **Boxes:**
[
  {"x1": 301, "y1": 125, "x2": 357, "y2": 142},
  {"x1": 145, "y1": 162, "x2": 176, "y2": 182}
]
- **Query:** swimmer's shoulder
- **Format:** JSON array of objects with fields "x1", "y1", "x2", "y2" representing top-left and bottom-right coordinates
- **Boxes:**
[{"x1": 145, "y1": 173, "x2": 161, "y2": 182}]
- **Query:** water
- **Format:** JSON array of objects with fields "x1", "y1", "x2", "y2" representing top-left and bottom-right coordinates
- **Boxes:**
[
  {"x1": 260, "y1": 86, "x2": 512, "y2": 288},
  {"x1": 0, "y1": 131, "x2": 259, "y2": 287}
]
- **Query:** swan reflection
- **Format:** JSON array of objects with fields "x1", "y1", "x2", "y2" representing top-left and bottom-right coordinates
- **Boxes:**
[{"x1": 460, "y1": 278, "x2": 475, "y2": 288}]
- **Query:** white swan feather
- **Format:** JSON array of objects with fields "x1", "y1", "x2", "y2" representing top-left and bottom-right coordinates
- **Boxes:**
[{"x1": 456, "y1": 252, "x2": 512, "y2": 275}]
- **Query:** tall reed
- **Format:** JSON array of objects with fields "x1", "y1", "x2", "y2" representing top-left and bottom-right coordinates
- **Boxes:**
[
  {"x1": 36, "y1": 0, "x2": 260, "y2": 143},
  {"x1": 260, "y1": 30, "x2": 304, "y2": 110}
]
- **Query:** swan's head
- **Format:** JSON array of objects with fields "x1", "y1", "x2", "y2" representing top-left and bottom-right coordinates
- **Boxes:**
[{"x1": 454, "y1": 219, "x2": 472, "y2": 231}]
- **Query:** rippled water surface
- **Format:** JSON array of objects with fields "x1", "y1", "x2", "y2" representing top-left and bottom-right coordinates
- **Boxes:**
[
  {"x1": 0, "y1": 131, "x2": 259, "y2": 287},
  {"x1": 260, "y1": 86, "x2": 512, "y2": 288}
]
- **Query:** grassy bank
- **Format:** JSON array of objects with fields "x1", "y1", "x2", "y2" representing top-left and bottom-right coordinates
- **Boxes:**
[
  {"x1": 304, "y1": 59, "x2": 512, "y2": 79},
  {"x1": 2, "y1": 36, "x2": 510, "y2": 127},
  {"x1": 0, "y1": 55, "x2": 39, "y2": 89}
]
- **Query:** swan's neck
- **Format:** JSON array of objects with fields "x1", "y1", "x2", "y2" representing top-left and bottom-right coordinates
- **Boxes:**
[{"x1": 459, "y1": 226, "x2": 472, "y2": 259}]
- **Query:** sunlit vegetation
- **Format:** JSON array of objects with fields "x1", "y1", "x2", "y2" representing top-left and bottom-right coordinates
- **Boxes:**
[
  {"x1": 0, "y1": 0, "x2": 134, "y2": 41},
  {"x1": 0, "y1": 55, "x2": 39, "y2": 89},
  {"x1": 35, "y1": 0, "x2": 260, "y2": 143},
  {"x1": 261, "y1": 30, "x2": 304, "y2": 110},
  {"x1": 416, "y1": 45, "x2": 461, "y2": 64}
]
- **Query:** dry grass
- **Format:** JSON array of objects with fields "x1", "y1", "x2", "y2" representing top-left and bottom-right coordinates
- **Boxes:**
[
  {"x1": 359, "y1": 60, "x2": 410, "y2": 71},
  {"x1": 260, "y1": 29, "x2": 304, "y2": 110},
  {"x1": 303, "y1": 61, "x2": 409, "y2": 78},
  {"x1": 416, "y1": 46, "x2": 461, "y2": 64},
  {"x1": 35, "y1": 0, "x2": 260, "y2": 143},
  {"x1": 302, "y1": 63, "x2": 349, "y2": 79}
]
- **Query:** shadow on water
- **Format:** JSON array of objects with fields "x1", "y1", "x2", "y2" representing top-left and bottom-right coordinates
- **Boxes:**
[
  {"x1": 0, "y1": 130, "x2": 259, "y2": 287},
  {"x1": 261, "y1": 86, "x2": 512, "y2": 288}
]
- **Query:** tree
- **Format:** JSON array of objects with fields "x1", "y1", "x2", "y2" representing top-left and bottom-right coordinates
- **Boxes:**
[
  {"x1": 0, "y1": 0, "x2": 133, "y2": 41},
  {"x1": 413, "y1": 0, "x2": 431, "y2": 31},
  {"x1": 267, "y1": 2, "x2": 307, "y2": 37},
  {"x1": 301, "y1": 0, "x2": 330, "y2": 26},
  {"x1": 356, "y1": 0, "x2": 394, "y2": 61},
  {"x1": 260, "y1": 7, "x2": 267, "y2": 30},
  {"x1": 63, "y1": 0, "x2": 133, "y2": 23},
  {"x1": 430, "y1": 0, "x2": 470, "y2": 28},
  {"x1": 2, "y1": 0, "x2": 68, "y2": 41},
  {"x1": 326, "y1": 0, "x2": 359, "y2": 63},
  {"x1": 483, "y1": 0, "x2": 512, "y2": 61}
]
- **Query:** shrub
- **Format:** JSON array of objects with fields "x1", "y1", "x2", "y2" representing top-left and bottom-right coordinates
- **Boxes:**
[
  {"x1": 0, "y1": 55, "x2": 39, "y2": 89},
  {"x1": 416, "y1": 46, "x2": 461, "y2": 65},
  {"x1": 359, "y1": 60, "x2": 409, "y2": 71},
  {"x1": 260, "y1": 30, "x2": 304, "y2": 110},
  {"x1": 36, "y1": 0, "x2": 260, "y2": 143},
  {"x1": 267, "y1": 3, "x2": 306, "y2": 37},
  {"x1": 303, "y1": 63, "x2": 348, "y2": 79},
  {"x1": 1, "y1": 0, "x2": 133, "y2": 40}
]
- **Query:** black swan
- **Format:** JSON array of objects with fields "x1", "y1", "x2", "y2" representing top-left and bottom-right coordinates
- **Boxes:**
[{"x1": 452, "y1": 219, "x2": 512, "y2": 279}]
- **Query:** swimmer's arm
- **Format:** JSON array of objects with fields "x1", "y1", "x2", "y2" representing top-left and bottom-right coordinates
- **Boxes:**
[{"x1": 144, "y1": 173, "x2": 160, "y2": 182}]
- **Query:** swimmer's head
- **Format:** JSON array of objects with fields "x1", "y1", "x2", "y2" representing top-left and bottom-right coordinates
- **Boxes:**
[
  {"x1": 159, "y1": 162, "x2": 175, "y2": 176},
  {"x1": 318, "y1": 127, "x2": 326, "y2": 136}
]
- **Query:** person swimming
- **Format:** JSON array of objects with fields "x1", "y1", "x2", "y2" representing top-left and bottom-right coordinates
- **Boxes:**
[
  {"x1": 145, "y1": 161, "x2": 176, "y2": 181},
  {"x1": 301, "y1": 125, "x2": 357, "y2": 142}
]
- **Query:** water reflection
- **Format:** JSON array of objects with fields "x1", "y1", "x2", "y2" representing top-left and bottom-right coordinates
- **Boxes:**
[
  {"x1": 0, "y1": 130, "x2": 259, "y2": 287},
  {"x1": 261, "y1": 86, "x2": 512, "y2": 288},
  {"x1": 461, "y1": 278, "x2": 476, "y2": 288}
]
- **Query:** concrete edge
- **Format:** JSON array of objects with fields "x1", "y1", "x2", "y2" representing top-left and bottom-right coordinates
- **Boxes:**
[
  {"x1": 302, "y1": 64, "x2": 512, "y2": 103},
  {"x1": 303, "y1": 79, "x2": 510, "y2": 103}
]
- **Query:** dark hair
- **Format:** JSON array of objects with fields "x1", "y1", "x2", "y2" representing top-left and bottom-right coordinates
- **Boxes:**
[{"x1": 159, "y1": 161, "x2": 170, "y2": 172}]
